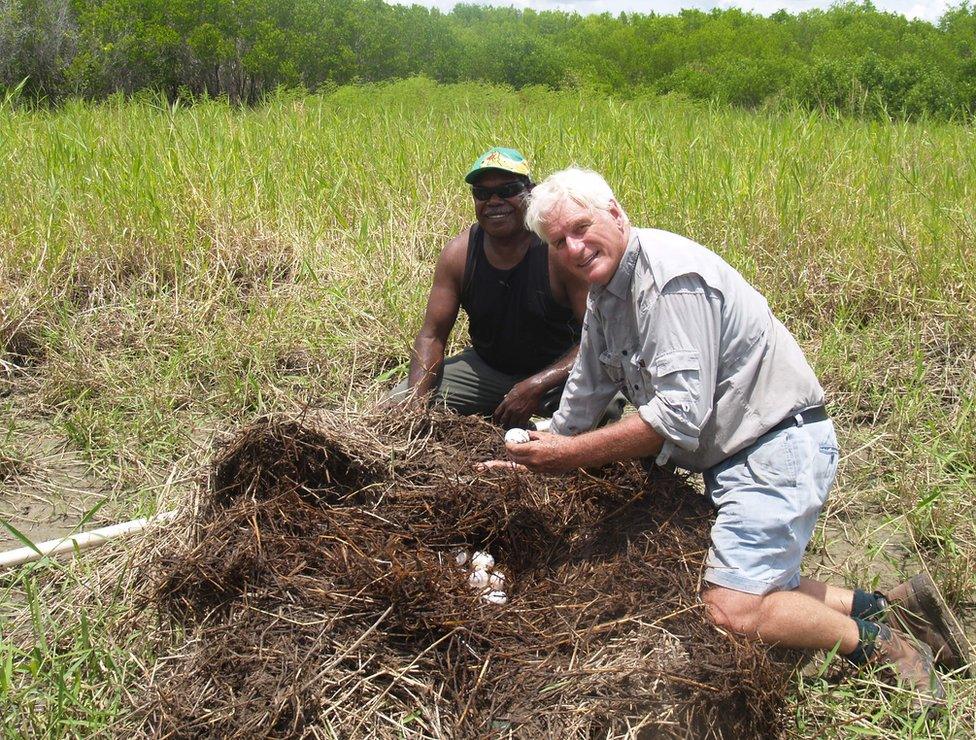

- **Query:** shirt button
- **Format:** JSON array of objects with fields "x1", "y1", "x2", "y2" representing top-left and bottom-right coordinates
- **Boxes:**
[
  {"x1": 633, "y1": 384, "x2": 639, "y2": 389},
  {"x1": 621, "y1": 350, "x2": 628, "y2": 356}
]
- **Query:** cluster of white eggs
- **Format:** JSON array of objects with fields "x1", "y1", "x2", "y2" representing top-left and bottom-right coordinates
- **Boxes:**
[{"x1": 456, "y1": 549, "x2": 508, "y2": 605}]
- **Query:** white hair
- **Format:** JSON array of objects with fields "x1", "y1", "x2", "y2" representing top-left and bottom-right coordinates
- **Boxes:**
[{"x1": 525, "y1": 167, "x2": 628, "y2": 242}]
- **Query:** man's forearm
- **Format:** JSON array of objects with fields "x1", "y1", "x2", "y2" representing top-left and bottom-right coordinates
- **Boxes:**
[
  {"x1": 503, "y1": 413, "x2": 665, "y2": 474},
  {"x1": 563, "y1": 413, "x2": 664, "y2": 469},
  {"x1": 407, "y1": 336, "x2": 445, "y2": 397},
  {"x1": 521, "y1": 346, "x2": 579, "y2": 395}
]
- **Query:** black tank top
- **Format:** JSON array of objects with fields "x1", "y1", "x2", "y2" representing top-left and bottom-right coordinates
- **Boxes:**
[{"x1": 460, "y1": 225, "x2": 581, "y2": 376}]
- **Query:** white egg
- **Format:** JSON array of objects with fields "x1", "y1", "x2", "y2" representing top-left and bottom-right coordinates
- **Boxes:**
[
  {"x1": 467, "y1": 570, "x2": 489, "y2": 589},
  {"x1": 488, "y1": 571, "x2": 506, "y2": 590},
  {"x1": 504, "y1": 428, "x2": 531, "y2": 445},
  {"x1": 471, "y1": 551, "x2": 494, "y2": 571},
  {"x1": 482, "y1": 590, "x2": 508, "y2": 605},
  {"x1": 455, "y1": 550, "x2": 469, "y2": 567}
]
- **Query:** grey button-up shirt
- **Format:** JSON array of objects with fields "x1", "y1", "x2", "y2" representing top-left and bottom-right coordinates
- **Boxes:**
[{"x1": 550, "y1": 228, "x2": 825, "y2": 472}]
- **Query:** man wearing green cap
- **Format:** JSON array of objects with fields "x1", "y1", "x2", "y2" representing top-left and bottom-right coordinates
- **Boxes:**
[{"x1": 391, "y1": 147, "x2": 622, "y2": 429}]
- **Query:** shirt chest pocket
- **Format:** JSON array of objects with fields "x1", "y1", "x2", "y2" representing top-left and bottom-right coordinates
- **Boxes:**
[
  {"x1": 600, "y1": 351, "x2": 650, "y2": 398},
  {"x1": 598, "y1": 351, "x2": 626, "y2": 387},
  {"x1": 647, "y1": 350, "x2": 701, "y2": 414}
]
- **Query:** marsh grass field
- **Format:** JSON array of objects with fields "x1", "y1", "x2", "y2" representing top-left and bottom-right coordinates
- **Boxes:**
[{"x1": 1, "y1": 78, "x2": 975, "y2": 735}]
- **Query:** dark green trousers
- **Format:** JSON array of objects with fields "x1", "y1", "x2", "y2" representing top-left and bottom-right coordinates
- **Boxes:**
[{"x1": 390, "y1": 347, "x2": 625, "y2": 423}]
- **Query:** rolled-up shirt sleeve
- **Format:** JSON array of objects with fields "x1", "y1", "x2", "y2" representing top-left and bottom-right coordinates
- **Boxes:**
[
  {"x1": 550, "y1": 303, "x2": 619, "y2": 437},
  {"x1": 636, "y1": 274, "x2": 721, "y2": 464}
]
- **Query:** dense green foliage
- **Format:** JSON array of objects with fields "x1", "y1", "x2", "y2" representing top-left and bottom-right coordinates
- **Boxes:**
[{"x1": 1, "y1": 0, "x2": 975, "y2": 118}]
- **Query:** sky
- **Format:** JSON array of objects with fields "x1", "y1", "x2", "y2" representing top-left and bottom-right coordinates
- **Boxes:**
[{"x1": 400, "y1": 1, "x2": 957, "y2": 24}]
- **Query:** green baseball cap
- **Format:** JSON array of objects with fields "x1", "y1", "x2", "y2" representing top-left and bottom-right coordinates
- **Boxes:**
[{"x1": 464, "y1": 146, "x2": 531, "y2": 184}]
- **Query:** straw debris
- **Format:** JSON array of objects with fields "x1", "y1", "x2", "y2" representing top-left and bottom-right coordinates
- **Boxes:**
[{"x1": 138, "y1": 408, "x2": 797, "y2": 737}]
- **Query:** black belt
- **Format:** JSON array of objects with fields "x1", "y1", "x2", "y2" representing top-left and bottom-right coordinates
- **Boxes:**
[{"x1": 767, "y1": 406, "x2": 829, "y2": 435}]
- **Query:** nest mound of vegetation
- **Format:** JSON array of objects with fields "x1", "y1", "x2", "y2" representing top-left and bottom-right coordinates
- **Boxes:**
[{"x1": 139, "y1": 408, "x2": 797, "y2": 738}]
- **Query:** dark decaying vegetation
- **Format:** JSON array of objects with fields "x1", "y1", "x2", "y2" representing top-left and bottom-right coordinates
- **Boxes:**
[{"x1": 136, "y1": 408, "x2": 798, "y2": 737}]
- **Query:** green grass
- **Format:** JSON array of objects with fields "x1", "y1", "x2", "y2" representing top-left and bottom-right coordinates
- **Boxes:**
[{"x1": 0, "y1": 78, "x2": 974, "y2": 735}]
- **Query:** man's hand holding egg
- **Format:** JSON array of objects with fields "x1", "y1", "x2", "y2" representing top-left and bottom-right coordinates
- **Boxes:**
[
  {"x1": 475, "y1": 426, "x2": 580, "y2": 474},
  {"x1": 504, "y1": 430, "x2": 580, "y2": 474}
]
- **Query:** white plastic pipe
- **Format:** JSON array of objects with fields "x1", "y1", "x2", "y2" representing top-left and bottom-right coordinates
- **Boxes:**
[{"x1": 0, "y1": 510, "x2": 178, "y2": 569}]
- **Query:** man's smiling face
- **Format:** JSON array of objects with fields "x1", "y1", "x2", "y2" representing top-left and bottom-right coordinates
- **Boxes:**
[
  {"x1": 542, "y1": 198, "x2": 629, "y2": 287},
  {"x1": 471, "y1": 171, "x2": 529, "y2": 240}
]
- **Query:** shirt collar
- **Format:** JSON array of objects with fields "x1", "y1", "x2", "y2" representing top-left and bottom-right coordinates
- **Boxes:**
[{"x1": 602, "y1": 228, "x2": 640, "y2": 300}]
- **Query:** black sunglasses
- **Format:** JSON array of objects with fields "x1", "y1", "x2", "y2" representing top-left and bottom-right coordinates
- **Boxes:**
[{"x1": 471, "y1": 181, "x2": 528, "y2": 201}]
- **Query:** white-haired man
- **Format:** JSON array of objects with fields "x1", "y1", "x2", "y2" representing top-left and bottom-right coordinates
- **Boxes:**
[{"x1": 497, "y1": 167, "x2": 968, "y2": 709}]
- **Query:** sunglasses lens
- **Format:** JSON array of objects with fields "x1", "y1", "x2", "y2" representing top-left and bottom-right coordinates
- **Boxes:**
[{"x1": 471, "y1": 182, "x2": 526, "y2": 201}]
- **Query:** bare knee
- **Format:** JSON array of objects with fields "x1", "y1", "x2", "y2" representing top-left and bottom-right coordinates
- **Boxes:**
[{"x1": 702, "y1": 586, "x2": 763, "y2": 637}]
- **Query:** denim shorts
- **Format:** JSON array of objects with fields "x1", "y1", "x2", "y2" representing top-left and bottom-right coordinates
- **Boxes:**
[{"x1": 702, "y1": 417, "x2": 839, "y2": 595}]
